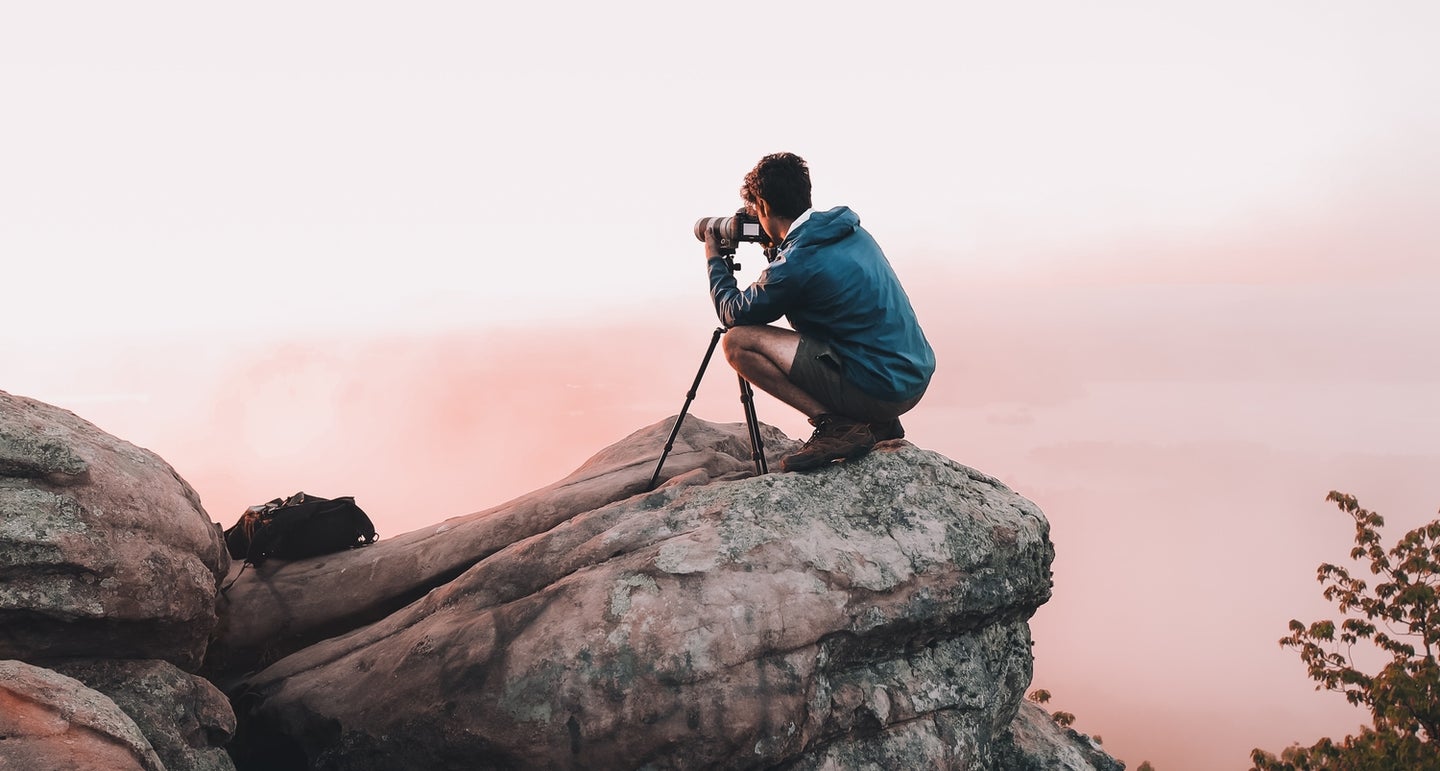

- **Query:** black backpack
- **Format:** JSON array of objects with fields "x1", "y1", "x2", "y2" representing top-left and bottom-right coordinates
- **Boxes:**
[{"x1": 224, "y1": 492, "x2": 377, "y2": 566}]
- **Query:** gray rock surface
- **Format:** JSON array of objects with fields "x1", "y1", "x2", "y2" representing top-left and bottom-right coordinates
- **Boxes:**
[
  {"x1": 206, "y1": 417, "x2": 798, "y2": 683},
  {"x1": 228, "y1": 416, "x2": 1067, "y2": 770},
  {"x1": 994, "y1": 701, "x2": 1126, "y2": 771},
  {"x1": 0, "y1": 390, "x2": 1124, "y2": 770},
  {"x1": 55, "y1": 659, "x2": 238, "y2": 771},
  {"x1": 0, "y1": 390, "x2": 229, "y2": 670}
]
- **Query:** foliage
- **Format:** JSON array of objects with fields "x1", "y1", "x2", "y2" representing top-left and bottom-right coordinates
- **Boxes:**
[
  {"x1": 1025, "y1": 688, "x2": 1061, "y2": 722},
  {"x1": 1250, "y1": 491, "x2": 1440, "y2": 771},
  {"x1": 1251, "y1": 729, "x2": 1438, "y2": 771},
  {"x1": 1025, "y1": 688, "x2": 1075, "y2": 727}
]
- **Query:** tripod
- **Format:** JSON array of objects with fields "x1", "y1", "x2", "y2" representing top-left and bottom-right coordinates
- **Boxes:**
[{"x1": 649, "y1": 257, "x2": 769, "y2": 491}]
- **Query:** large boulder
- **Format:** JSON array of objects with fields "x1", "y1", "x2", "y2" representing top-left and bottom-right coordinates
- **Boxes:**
[
  {"x1": 0, "y1": 659, "x2": 166, "y2": 771},
  {"x1": 55, "y1": 659, "x2": 238, "y2": 771},
  {"x1": 227, "y1": 417, "x2": 1061, "y2": 770},
  {"x1": 0, "y1": 388, "x2": 1121, "y2": 769},
  {"x1": 0, "y1": 391, "x2": 229, "y2": 670}
]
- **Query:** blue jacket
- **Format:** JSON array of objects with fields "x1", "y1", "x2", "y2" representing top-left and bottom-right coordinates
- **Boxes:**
[{"x1": 709, "y1": 206, "x2": 935, "y2": 402}]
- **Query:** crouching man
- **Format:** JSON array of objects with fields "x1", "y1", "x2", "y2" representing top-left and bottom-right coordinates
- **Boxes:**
[{"x1": 703, "y1": 151, "x2": 935, "y2": 472}]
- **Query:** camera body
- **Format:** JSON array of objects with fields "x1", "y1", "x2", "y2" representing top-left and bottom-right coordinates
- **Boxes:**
[{"x1": 694, "y1": 208, "x2": 769, "y2": 256}]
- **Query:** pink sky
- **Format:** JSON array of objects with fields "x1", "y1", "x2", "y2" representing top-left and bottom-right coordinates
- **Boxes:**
[
  {"x1": 4, "y1": 3, "x2": 1438, "y2": 768},
  {"x1": 9, "y1": 200, "x2": 1436, "y2": 767}
]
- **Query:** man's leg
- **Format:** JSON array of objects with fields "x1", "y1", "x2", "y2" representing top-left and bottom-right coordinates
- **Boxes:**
[
  {"x1": 722, "y1": 325, "x2": 876, "y2": 472},
  {"x1": 721, "y1": 324, "x2": 828, "y2": 419}
]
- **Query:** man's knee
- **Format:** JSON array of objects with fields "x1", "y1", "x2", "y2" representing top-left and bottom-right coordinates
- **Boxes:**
[
  {"x1": 721, "y1": 327, "x2": 748, "y2": 366},
  {"x1": 722, "y1": 325, "x2": 768, "y2": 361}
]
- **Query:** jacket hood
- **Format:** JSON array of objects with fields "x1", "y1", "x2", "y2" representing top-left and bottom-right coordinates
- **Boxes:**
[{"x1": 787, "y1": 206, "x2": 859, "y2": 247}]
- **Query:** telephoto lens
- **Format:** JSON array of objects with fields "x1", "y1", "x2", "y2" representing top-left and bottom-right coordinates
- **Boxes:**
[
  {"x1": 694, "y1": 208, "x2": 767, "y2": 250},
  {"x1": 694, "y1": 215, "x2": 736, "y2": 244}
]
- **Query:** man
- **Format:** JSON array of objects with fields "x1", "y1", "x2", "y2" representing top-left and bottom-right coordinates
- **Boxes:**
[{"x1": 704, "y1": 152, "x2": 935, "y2": 472}]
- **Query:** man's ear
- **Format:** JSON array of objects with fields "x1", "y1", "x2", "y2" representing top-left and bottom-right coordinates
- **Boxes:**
[{"x1": 755, "y1": 198, "x2": 770, "y2": 217}]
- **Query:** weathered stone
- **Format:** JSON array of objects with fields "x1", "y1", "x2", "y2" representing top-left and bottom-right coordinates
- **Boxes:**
[
  {"x1": 229, "y1": 417, "x2": 1058, "y2": 770},
  {"x1": 206, "y1": 417, "x2": 797, "y2": 683},
  {"x1": 994, "y1": 701, "x2": 1125, "y2": 771},
  {"x1": 0, "y1": 394, "x2": 1124, "y2": 769},
  {"x1": 0, "y1": 422, "x2": 89, "y2": 483},
  {"x1": 56, "y1": 658, "x2": 237, "y2": 771},
  {"x1": 0, "y1": 659, "x2": 165, "y2": 771},
  {"x1": 0, "y1": 391, "x2": 229, "y2": 669}
]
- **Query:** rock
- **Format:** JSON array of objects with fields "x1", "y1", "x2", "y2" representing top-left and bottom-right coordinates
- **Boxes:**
[
  {"x1": 205, "y1": 417, "x2": 797, "y2": 683},
  {"x1": 994, "y1": 701, "x2": 1125, "y2": 771},
  {"x1": 228, "y1": 417, "x2": 1059, "y2": 770},
  {"x1": 0, "y1": 391, "x2": 1122, "y2": 769},
  {"x1": 55, "y1": 659, "x2": 238, "y2": 771},
  {"x1": 0, "y1": 391, "x2": 229, "y2": 670},
  {"x1": 0, "y1": 659, "x2": 165, "y2": 771}
]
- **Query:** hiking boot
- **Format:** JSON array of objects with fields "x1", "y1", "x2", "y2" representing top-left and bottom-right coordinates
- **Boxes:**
[
  {"x1": 781, "y1": 414, "x2": 877, "y2": 472},
  {"x1": 870, "y1": 418, "x2": 905, "y2": 441}
]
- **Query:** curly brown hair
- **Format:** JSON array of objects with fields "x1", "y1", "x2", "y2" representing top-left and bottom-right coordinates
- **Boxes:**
[{"x1": 740, "y1": 152, "x2": 812, "y2": 220}]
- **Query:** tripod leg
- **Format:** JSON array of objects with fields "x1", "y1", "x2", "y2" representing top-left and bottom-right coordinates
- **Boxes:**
[
  {"x1": 737, "y1": 375, "x2": 768, "y2": 475},
  {"x1": 649, "y1": 327, "x2": 726, "y2": 491}
]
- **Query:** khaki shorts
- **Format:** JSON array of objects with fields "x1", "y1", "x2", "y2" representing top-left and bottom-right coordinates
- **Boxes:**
[{"x1": 788, "y1": 336, "x2": 922, "y2": 423}]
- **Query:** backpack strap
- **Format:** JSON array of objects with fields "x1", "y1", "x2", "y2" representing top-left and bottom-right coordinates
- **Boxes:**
[
  {"x1": 221, "y1": 499, "x2": 283, "y2": 593},
  {"x1": 220, "y1": 559, "x2": 250, "y2": 594}
]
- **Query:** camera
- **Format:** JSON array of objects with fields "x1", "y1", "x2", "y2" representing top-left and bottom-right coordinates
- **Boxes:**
[{"x1": 694, "y1": 208, "x2": 770, "y2": 255}]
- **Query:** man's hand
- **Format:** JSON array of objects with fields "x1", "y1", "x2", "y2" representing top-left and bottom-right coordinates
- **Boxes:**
[{"x1": 703, "y1": 229, "x2": 729, "y2": 261}]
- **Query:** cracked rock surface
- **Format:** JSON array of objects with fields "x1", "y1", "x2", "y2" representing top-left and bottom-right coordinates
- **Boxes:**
[
  {"x1": 0, "y1": 390, "x2": 228, "y2": 670},
  {"x1": 1, "y1": 392, "x2": 1118, "y2": 769},
  {"x1": 227, "y1": 416, "x2": 1071, "y2": 770}
]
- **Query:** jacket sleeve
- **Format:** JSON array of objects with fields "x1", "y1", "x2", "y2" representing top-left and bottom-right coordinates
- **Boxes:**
[{"x1": 708, "y1": 257, "x2": 796, "y2": 328}]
